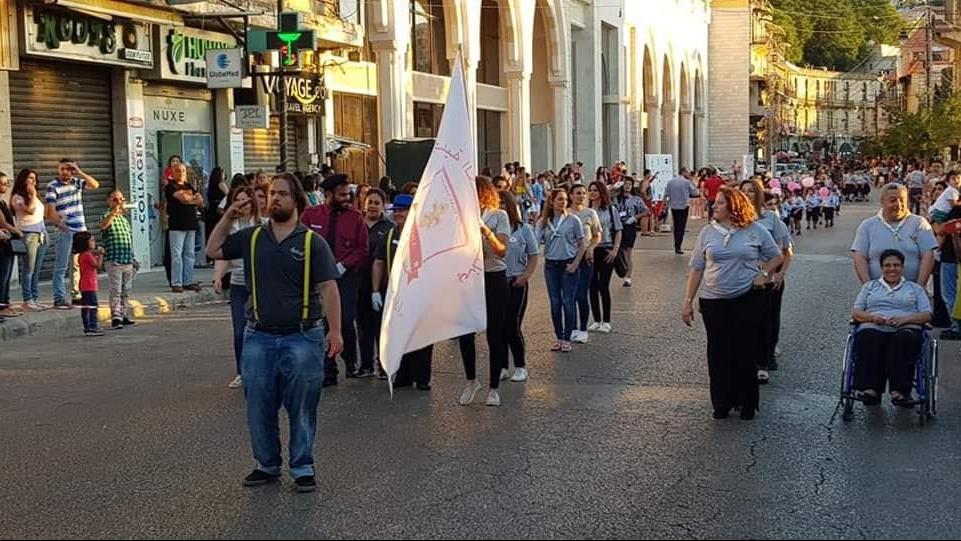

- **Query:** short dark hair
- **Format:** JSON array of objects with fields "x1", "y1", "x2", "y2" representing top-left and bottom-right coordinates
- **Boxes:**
[
  {"x1": 73, "y1": 231, "x2": 93, "y2": 253},
  {"x1": 880, "y1": 249, "x2": 906, "y2": 266},
  {"x1": 271, "y1": 173, "x2": 308, "y2": 215},
  {"x1": 643, "y1": 169, "x2": 651, "y2": 176},
  {"x1": 60, "y1": 158, "x2": 73, "y2": 165}
]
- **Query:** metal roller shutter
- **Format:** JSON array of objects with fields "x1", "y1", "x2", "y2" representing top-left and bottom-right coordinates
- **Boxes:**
[
  {"x1": 243, "y1": 117, "x2": 298, "y2": 174},
  {"x1": 10, "y1": 60, "x2": 115, "y2": 278}
]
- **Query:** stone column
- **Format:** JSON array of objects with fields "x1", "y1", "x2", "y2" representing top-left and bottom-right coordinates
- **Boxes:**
[
  {"x1": 680, "y1": 107, "x2": 695, "y2": 170},
  {"x1": 373, "y1": 42, "x2": 408, "y2": 153},
  {"x1": 506, "y1": 70, "x2": 532, "y2": 166},
  {"x1": 646, "y1": 104, "x2": 661, "y2": 156},
  {"x1": 551, "y1": 80, "x2": 572, "y2": 167},
  {"x1": 695, "y1": 110, "x2": 708, "y2": 169}
]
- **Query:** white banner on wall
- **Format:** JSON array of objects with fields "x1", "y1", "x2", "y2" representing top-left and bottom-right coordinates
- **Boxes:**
[
  {"x1": 127, "y1": 103, "x2": 151, "y2": 270},
  {"x1": 743, "y1": 154, "x2": 755, "y2": 179},
  {"x1": 645, "y1": 154, "x2": 674, "y2": 201}
]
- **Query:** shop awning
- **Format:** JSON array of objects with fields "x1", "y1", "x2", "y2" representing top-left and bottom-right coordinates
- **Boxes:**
[{"x1": 50, "y1": 0, "x2": 184, "y2": 25}]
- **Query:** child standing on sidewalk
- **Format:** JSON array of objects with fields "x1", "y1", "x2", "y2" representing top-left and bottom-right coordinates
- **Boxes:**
[{"x1": 73, "y1": 232, "x2": 104, "y2": 337}]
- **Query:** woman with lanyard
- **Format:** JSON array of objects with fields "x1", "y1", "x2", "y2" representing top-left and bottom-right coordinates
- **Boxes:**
[
  {"x1": 588, "y1": 181, "x2": 622, "y2": 333},
  {"x1": 805, "y1": 188, "x2": 821, "y2": 231},
  {"x1": 500, "y1": 191, "x2": 539, "y2": 383},
  {"x1": 569, "y1": 184, "x2": 602, "y2": 344},
  {"x1": 537, "y1": 188, "x2": 587, "y2": 353},
  {"x1": 458, "y1": 177, "x2": 512, "y2": 407},
  {"x1": 740, "y1": 179, "x2": 794, "y2": 384},
  {"x1": 852, "y1": 183, "x2": 938, "y2": 286},
  {"x1": 682, "y1": 188, "x2": 783, "y2": 420},
  {"x1": 614, "y1": 177, "x2": 649, "y2": 287},
  {"x1": 357, "y1": 188, "x2": 393, "y2": 379},
  {"x1": 212, "y1": 186, "x2": 260, "y2": 389}
]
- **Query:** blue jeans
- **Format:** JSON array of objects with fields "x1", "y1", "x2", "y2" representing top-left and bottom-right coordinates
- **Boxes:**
[
  {"x1": 19, "y1": 232, "x2": 47, "y2": 303},
  {"x1": 52, "y1": 230, "x2": 77, "y2": 304},
  {"x1": 0, "y1": 252, "x2": 14, "y2": 306},
  {"x1": 80, "y1": 291, "x2": 99, "y2": 331},
  {"x1": 575, "y1": 259, "x2": 593, "y2": 331},
  {"x1": 544, "y1": 259, "x2": 578, "y2": 341},
  {"x1": 169, "y1": 230, "x2": 196, "y2": 287},
  {"x1": 230, "y1": 284, "x2": 249, "y2": 376},
  {"x1": 242, "y1": 326, "x2": 326, "y2": 479},
  {"x1": 941, "y1": 262, "x2": 959, "y2": 329}
]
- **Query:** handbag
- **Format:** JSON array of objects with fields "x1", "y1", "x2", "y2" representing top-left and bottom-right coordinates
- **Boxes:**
[{"x1": 9, "y1": 238, "x2": 27, "y2": 255}]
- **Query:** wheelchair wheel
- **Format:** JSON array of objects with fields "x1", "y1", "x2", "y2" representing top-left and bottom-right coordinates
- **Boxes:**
[
  {"x1": 840, "y1": 333, "x2": 855, "y2": 422},
  {"x1": 929, "y1": 338, "x2": 939, "y2": 418}
]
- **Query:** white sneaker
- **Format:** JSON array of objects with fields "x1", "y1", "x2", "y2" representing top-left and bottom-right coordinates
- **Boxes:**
[
  {"x1": 459, "y1": 380, "x2": 483, "y2": 405},
  {"x1": 588, "y1": 322, "x2": 602, "y2": 332},
  {"x1": 571, "y1": 330, "x2": 589, "y2": 344},
  {"x1": 486, "y1": 389, "x2": 501, "y2": 407},
  {"x1": 775, "y1": 346, "x2": 782, "y2": 358},
  {"x1": 623, "y1": 279, "x2": 633, "y2": 287},
  {"x1": 511, "y1": 367, "x2": 528, "y2": 382},
  {"x1": 599, "y1": 323, "x2": 612, "y2": 333},
  {"x1": 500, "y1": 368, "x2": 511, "y2": 381},
  {"x1": 228, "y1": 375, "x2": 243, "y2": 388}
]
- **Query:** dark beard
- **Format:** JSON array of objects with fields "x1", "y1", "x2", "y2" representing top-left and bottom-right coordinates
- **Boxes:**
[{"x1": 269, "y1": 206, "x2": 293, "y2": 222}]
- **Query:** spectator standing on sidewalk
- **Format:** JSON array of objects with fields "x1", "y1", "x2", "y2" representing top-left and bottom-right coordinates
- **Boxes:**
[
  {"x1": 46, "y1": 159, "x2": 100, "y2": 309},
  {"x1": 11, "y1": 169, "x2": 47, "y2": 311},
  {"x1": 74, "y1": 231, "x2": 105, "y2": 337},
  {"x1": 99, "y1": 190, "x2": 137, "y2": 331},
  {"x1": 165, "y1": 163, "x2": 204, "y2": 293},
  {"x1": 0, "y1": 172, "x2": 23, "y2": 318}
]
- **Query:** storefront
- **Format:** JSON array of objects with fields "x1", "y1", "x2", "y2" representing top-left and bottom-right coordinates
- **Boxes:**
[
  {"x1": 332, "y1": 91, "x2": 378, "y2": 183},
  {"x1": 10, "y1": 2, "x2": 154, "y2": 275}
]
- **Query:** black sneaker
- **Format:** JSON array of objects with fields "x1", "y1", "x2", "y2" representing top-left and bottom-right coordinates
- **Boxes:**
[
  {"x1": 294, "y1": 475, "x2": 316, "y2": 493},
  {"x1": 344, "y1": 369, "x2": 360, "y2": 379},
  {"x1": 110, "y1": 319, "x2": 124, "y2": 330},
  {"x1": 768, "y1": 359, "x2": 779, "y2": 371},
  {"x1": 85, "y1": 330, "x2": 105, "y2": 337},
  {"x1": 243, "y1": 470, "x2": 281, "y2": 487},
  {"x1": 322, "y1": 378, "x2": 338, "y2": 388},
  {"x1": 940, "y1": 329, "x2": 961, "y2": 341},
  {"x1": 376, "y1": 371, "x2": 388, "y2": 381},
  {"x1": 356, "y1": 369, "x2": 374, "y2": 379},
  {"x1": 416, "y1": 383, "x2": 432, "y2": 391},
  {"x1": 122, "y1": 318, "x2": 137, "y2": 326}
]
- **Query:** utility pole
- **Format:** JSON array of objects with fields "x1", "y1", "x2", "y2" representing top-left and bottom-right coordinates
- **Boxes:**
[
  {"x1": 278, "y1": 0, "x2": 288, "y2": 172},
  {"x1": 927, "y1": 6, "x2": 934, "y2": 108}
]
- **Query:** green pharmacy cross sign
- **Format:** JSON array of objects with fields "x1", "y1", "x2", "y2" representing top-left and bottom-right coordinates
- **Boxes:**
[{"x1": 247, "y1": 12, "x2": 315, "y2": 68}]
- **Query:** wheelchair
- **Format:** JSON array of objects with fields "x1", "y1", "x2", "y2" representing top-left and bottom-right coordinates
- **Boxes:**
[{"x1": 839, "y1": 323, "x2": 939, "y2": 424}]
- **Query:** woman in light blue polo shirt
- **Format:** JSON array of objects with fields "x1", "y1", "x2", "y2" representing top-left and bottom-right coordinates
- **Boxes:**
[
  {"x1": 682, "y1": 187, "x2": 783, "y2": 421},
  {"x1": 500, "y1": 191, "x2": 539, "y2": 382},
  {"x1": 852, "y1": 183, "x2": 937, "y2": 285},
  {"x1": 537, "y1": 189, "x2": 586, "y2": 353},
  {"x1": 852, "y1": 249, "x2": 932, "y2": 407},
  {"x1": 569, "y1": 184, "x2": 601, "y2": 344},
  {"x1": 741, "y1": 179, "x2": 793, "y2": 384}
]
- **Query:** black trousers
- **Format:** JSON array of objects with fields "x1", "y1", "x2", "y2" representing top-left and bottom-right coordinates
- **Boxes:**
[
  {"x1": 394, "y1": 345, "x2": 433, "y2": 386},
  {"x1": 760, "y1": 282, "x2": 785, "y2": 369},
  {"x1": 932, "y1": 264, "x2": 952, "y2": 328},
  {"x1": 700, "y1": 289, "x2": 764, "y2": 413},
  {"x1": 325, "y1": 272, "x2": 359, "y2": 381},
  {"x1": 823, "y1": 208, "x2": 835, "y2": 227},
  {"x1": 671, "y1": 208, "x2": 689, "y2": 252},
  {"x1": 854, "y1": 328, "x2": 921, "y2": 396},
  {"x1": 506, "y1": 280, "x2": 529, "y2": 369},
  {"x1": 590, "y1": 246, "x2": 616, "y2": 323},
  {"x1": 356, "y1": 285, "x2": 381, "y2": 373},
  {"x1": 460, "y1": 271, "x2": 510, "y2": 389}
]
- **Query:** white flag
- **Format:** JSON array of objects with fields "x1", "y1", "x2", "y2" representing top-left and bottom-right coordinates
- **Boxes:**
[{"x1": 378, "y1": 55, "x2": 486, "y2": 388}]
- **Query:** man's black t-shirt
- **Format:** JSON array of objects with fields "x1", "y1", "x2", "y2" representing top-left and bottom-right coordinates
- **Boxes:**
[
  {"x1": 940, "y1": 206, "x2": 961, "y2": 263},
  {"x1": 165, "y1": 182, "x2": 199, "y2": 231},
  {"x1": 222, "y1": 223, "x2": 339, "y2": 327}
]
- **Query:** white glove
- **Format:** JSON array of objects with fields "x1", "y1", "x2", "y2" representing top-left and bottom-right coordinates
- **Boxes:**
[
  {"x1": 336, "y1": 262, "x2": 347, "y2": 276},
  {"x1": 625, "y1": 217, "x2": 636, "y2": 225},
  {"x1": 372, "y1": 292, "x2": 384, "y2": 312}
]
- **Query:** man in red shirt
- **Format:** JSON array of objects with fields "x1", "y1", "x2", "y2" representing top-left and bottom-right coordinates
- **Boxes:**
[
  {"x1": 701, "y1": 167, "x2": 726, "y2": 220},
  {"x1": 302, "y1": 174, "x2": 369, "y2": 386}
]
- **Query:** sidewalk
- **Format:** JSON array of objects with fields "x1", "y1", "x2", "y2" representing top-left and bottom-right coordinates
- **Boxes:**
[{"x1": 0, "y1": 268, "x2": 220, "y2": 342}]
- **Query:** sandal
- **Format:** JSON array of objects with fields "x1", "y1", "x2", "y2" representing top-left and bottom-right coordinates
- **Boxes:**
[
  {"x1": 891, "y1": 393, "x2": 917, "y2": 408},
  {"x1": 855, "y1": 390, "x2": 882, "y2": 406},
  {"x1": 550, "y1": 342, "x2": 562, "y2": 352},
  {"x1": 560, "y1": 342, "x2": 573, "y2": 353}
]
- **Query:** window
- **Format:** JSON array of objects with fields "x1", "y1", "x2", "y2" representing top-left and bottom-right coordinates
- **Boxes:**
[
  {"x1": 336, "y1": 0, "x2": 362, "y2": 25},
  {"x1": 477, "y1": 110, "x2": 503, "y2": 171},
  {"x1": 411, "y1": 0, "x2": 449, "y2": 76},
  {"x1": 477, "y1": 0, "x2": 501, "y2": 85},
  {"x1": 863, "y1": 83, "x2": 868, "y2": 102},
  {"x1": 414, "y1": 101, "x2": 443, "y2": 137}
]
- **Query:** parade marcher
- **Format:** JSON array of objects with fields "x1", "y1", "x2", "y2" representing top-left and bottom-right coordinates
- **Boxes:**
[
  {"x1": 906, "y1": 162, "x2": 926, "y2": 216},
  {"x1": 213, "y1": 186, "x2": 260, "y2": 388},
  {"x1": 664, "y1": 167, "x2": 700, "y2": 254},
  {"x1": 682, "y1": 188, "x2": 783, "y2": 420},
  {"x1": 457, "y1": 177, "x2": 512, "y2": 407},
  {"x1": 371, "y1": 194, "x2": 433, "y2": 389},
  {"x1": 569, "y1": 184, "x2": 601, "y2": 344},
  {"x1": 500, "y1": 191, "x2": 539, "y2": 383},
  {"x1": 99, "y1": 190, "x2": 137, "y2": 330},
  {"x1": 357, "y1": 188, "x2": 393, "y2": 378},
  {"x1": 804, "y1": 189, "x2": 821, "y2": 230},
  {"x1": 740, "y1": 180, "x2": 793, "y2": 384},
  {"x1": 613, "y1": 177, "x2": 649, "y2": 287},
  {"x1": 165, "y1": 163, "x2": 204, "y2": 293},
  {"x1": 851, "y1": 249, "x2": 932, "y2": 406},
  {"x1": 852, "y1": 183, "x2": 937, "y2": 286},
  {"x1": 206, "y1": 173, "x2": 344, "y2": 494},
  {"x1": 11, "y1": 169, "x2": 47, "y2": 311},
  {"x1": 789, "y1": 191, "x2": 804, "y2": 236},
  {"x1": 588, "y1": 181, "x2": 622, "y2": 333},
  {"x1": 301, "y1": 174, "x2": 369, "y2": 386},
  {"x1": 702, "y1": 168, "x2": 726, "y2": 221},
  {"x1": 46, "y1": 159, "x2": 100, "y2": 308},
  {"x1": 537, "y1": 189, "x2": 586, "y2": 353}
]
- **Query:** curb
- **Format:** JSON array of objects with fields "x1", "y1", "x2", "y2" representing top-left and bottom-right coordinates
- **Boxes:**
[{"x1": 0, "y1": 289, "x2": 223, "y2": 342}]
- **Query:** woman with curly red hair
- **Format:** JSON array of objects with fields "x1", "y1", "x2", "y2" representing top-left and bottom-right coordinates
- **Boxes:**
[{"x1": 681, "y1": 188, "x2": 783, "y2": 421}]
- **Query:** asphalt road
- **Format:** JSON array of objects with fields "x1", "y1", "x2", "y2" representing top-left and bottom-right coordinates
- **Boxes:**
[{"x1": 1, "y1": 200, "x2": 960, "y2": 540}]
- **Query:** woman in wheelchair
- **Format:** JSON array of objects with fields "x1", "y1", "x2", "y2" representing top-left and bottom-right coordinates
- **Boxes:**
[{"x1": 851, "y1": 249, "x2": 932, "y2": 407}]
